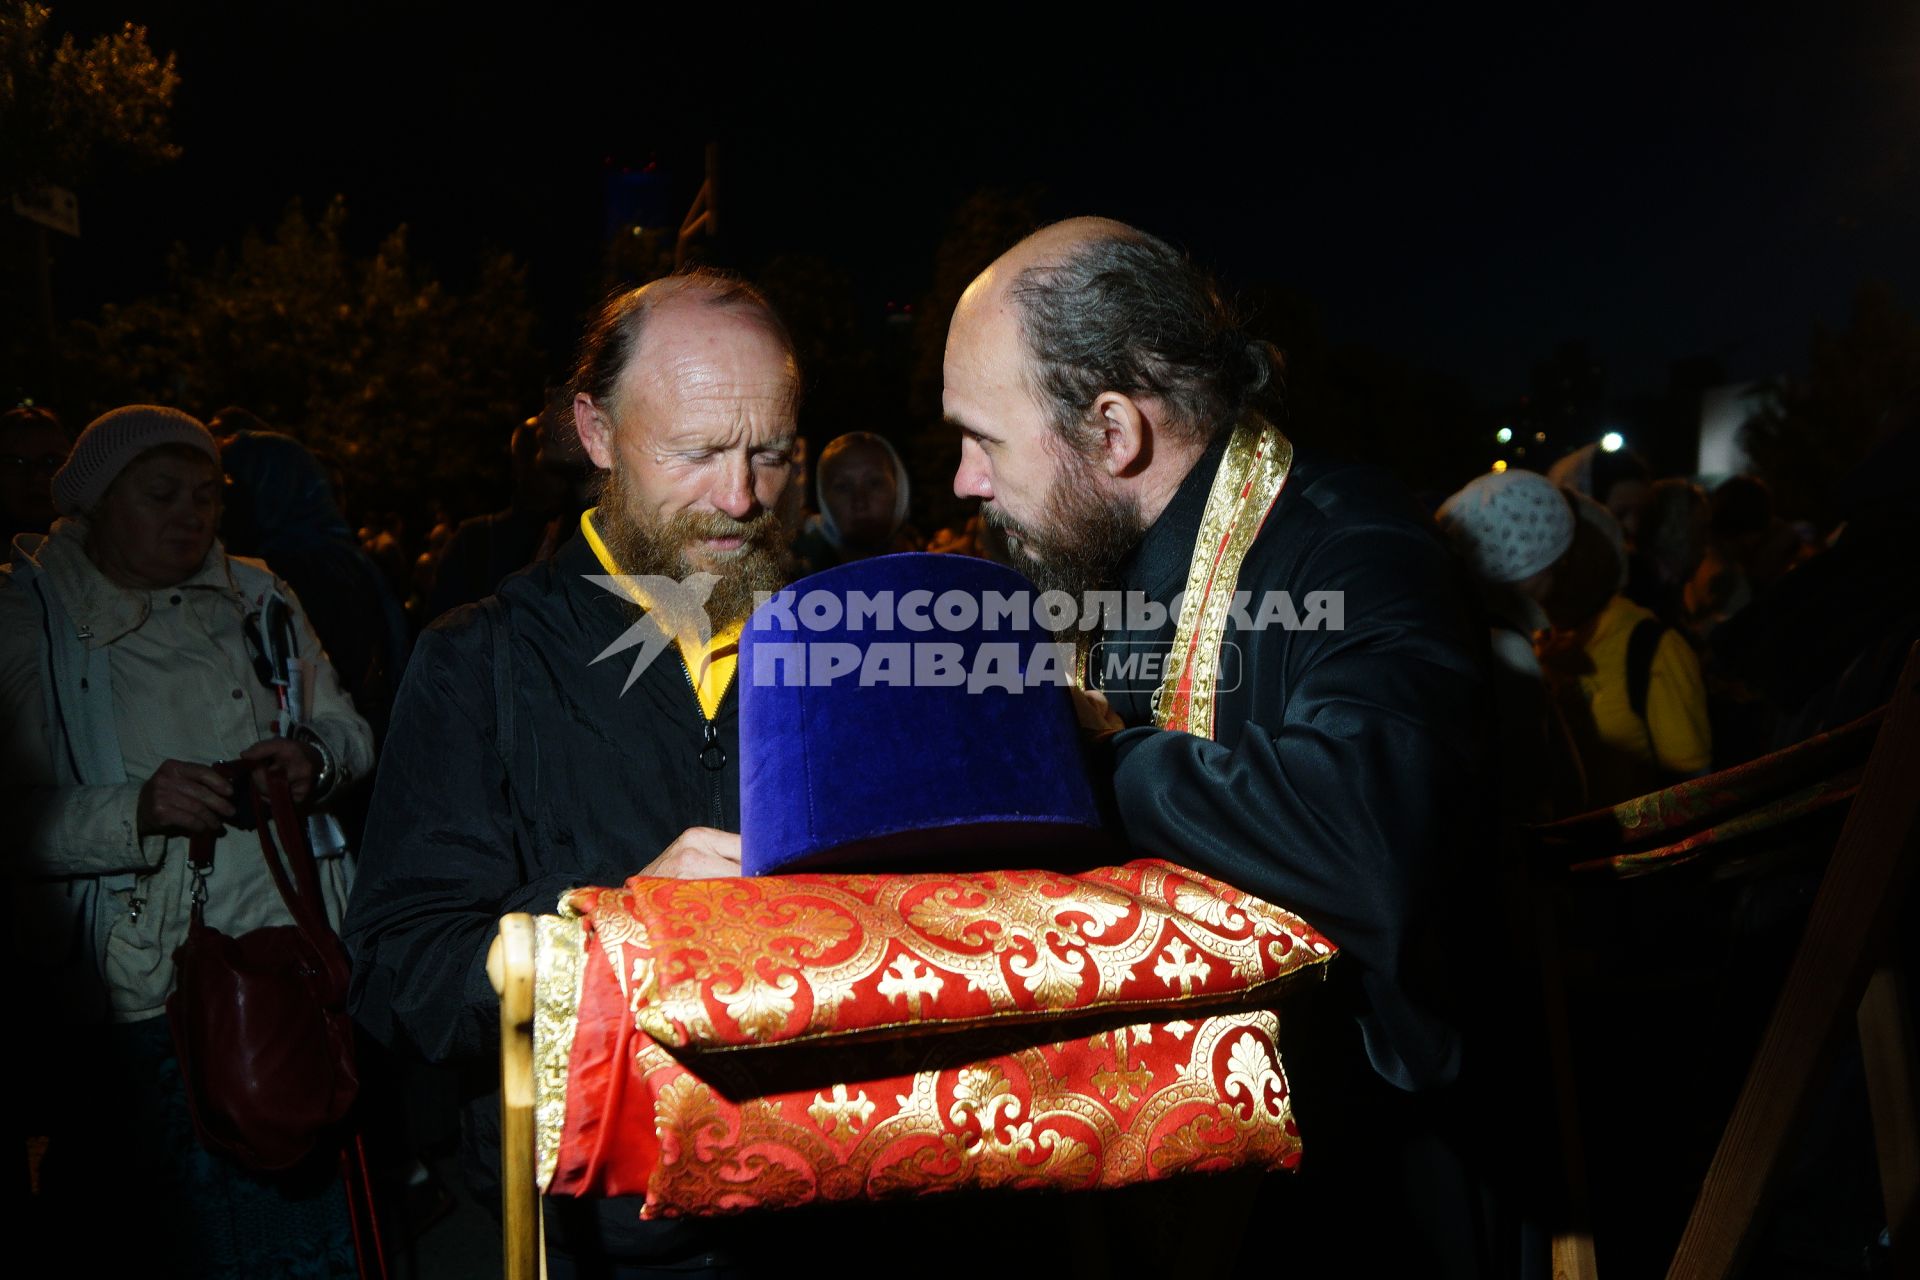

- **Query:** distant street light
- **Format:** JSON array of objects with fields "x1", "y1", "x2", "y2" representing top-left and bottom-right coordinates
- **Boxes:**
[
  {"x1": 1492, "y1": 459, "x2": 1509, "y2": 473},
  {"x1": 1495, "y1": 427, "x2": 1513, "y2": 444},
  {"x1": 1601, "y1": 431, "x2": 1626, "y2": 453}
]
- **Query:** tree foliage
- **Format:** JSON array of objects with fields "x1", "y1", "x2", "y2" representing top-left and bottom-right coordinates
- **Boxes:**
[
  {"x1": 1742, "y1": 281, "x2": 1920, "y2": 525},
  {"x1": 758, "y1": 251, "x2": 889, "y2": 441},
  {"x1": 66, "y1": 196, "x2": 544, "y2": 520},
  {"x1": 1240, "y1": 283, "x2": 1483, "y2": 500},
  {"x1": 0, "y1": 4, "x2": 180, "y2": 192},
  {"x1": 893, "y1": 188, "x2": 1487, "y2": 529},
  {"x1": 902, "y1": 188, "x2": 1048, "y2": 534}
]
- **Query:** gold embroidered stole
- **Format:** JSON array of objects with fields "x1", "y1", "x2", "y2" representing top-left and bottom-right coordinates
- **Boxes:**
[{"x1": 1152, "y1": 418, "x2": 1294, "y2": 740}]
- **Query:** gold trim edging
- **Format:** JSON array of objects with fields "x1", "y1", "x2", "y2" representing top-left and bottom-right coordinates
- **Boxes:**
[
  {"x1": 533, "y1": 914, "x2": 588, "y2": 1192},
  {"x1": 1154, "y1": 417, "x2": 1293, "y2": 739}
]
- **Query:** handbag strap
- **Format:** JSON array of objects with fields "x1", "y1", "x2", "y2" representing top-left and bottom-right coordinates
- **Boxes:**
[
  {"x1": 186, "y1": 823, "x2": 218, "y2": 931},
  {"x1": 190, "y1": 762, "x2": 350, "y2": 990},
  {"x1": 254, "y1": 768, "x2": 350, "y2": 986},
  {"x1": 258, "y1": 767, "x2": 327, "y2": 914}
]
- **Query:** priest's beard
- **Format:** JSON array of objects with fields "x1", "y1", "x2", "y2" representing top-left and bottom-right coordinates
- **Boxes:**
[
  {"x1": 984, "y1": 451, "x2": 1146, "y2": 605},
  {"x1": 596, "y1": 461, "x2": 791, "y2": 629}
]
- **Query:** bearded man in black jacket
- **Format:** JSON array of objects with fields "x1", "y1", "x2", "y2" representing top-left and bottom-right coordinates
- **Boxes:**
[
  {"x1": 943, "y1": 219, "x2": 1527, "y2": 1277},
  {"x1": 345, "y1": 269, "x2": 802, "y2": 1275}
]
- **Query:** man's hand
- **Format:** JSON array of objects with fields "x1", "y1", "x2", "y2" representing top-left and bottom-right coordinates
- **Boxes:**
[
  {"x1": 136, "y1": 759, "x2": 236, "y2": 838},
  {"x1": 239, "y1": 736, "x2": 324, "y2": 809},
  {"x1": 1070, "y1": 686, "x2": 1125, "y2": 735},
  {"x1": 640, "y1": 827, "x2": 743, "y2": 880}
]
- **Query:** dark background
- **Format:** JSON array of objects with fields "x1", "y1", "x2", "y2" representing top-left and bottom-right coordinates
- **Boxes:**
[{"x1": 15, "y1": 2, "x2": 1920, "y2": 517}]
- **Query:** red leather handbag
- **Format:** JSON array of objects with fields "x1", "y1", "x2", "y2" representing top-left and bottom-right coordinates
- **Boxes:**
[{"x1": 167, "y1": 762, "x2": 359, "y2": 1172}]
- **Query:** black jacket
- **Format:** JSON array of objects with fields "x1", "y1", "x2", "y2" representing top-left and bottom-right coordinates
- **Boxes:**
[
  {"x1": 344, "y1": 530, "x2": 738, "y2": 1262},
  {"x1": 1091, "y1": 438, "x2": 1532, "y2": 1273},
  {"x1": 1091, "y1": 436, "x2": 1493, "y2": 1093}
]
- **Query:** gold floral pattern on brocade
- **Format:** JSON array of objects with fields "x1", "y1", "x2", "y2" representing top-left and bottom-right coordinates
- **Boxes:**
[
  {"x1": 1152, "y1": 938, "x2": 1211, "y2": 994},
  {"x1": 1171, "y1": 881, "x2": 1246, "y2": 930},
  {"x1": 540, "y1": 867, "x2": 1328, "y2": 1215},
  {"x1": 807, "y1": 1084, "x2": 876, "y2": 1140},
  {"x1": 624, "y1": 1008, "x2": 1298, "y2": 1217},
  {"x1": 1090, "y1": 1027, "x2": 1154, "y2": 1109},
  {"x1": 1224, "y1": 1030, "x2": 1287, "y2": 1121},
  {"x1": 904, "y1": 873, "x2": 1122, "y2": 1007},
  {"x1": 874, "y1": 954, "x2": 943, "y2": 1015},
  {"x1": 562, "y1": 885, "x2": 655, "y2": 1008},
  {"x1": 712, "y1": 969, "x2": 801, "y2": 1043},
  {"x1": 583, "y1": 860, "x2": 1332, "y2": 1055}
]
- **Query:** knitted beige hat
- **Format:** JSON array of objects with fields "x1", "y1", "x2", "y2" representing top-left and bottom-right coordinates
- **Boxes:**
[{"x1": 52, "y1": 405, "x2": 220, "y2": 516}]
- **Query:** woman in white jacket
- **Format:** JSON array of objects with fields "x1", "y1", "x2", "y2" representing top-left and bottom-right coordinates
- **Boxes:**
[{"x1": 1, "y1": 405, "x2": 374, "y2": 1278}]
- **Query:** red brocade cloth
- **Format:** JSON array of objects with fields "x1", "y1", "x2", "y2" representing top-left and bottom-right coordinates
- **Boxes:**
[{"x1": 535, "y1": 859, "x2": 1337, "y2": 1216}]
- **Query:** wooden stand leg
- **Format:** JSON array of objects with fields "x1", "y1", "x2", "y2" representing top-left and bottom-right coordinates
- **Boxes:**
[
  {"x1": 489, "y1": 915, "x2": 541, "y2": 1280},
  {"x1": 1537, "y1": 897, "x2": 1601, "y2": 1280},
  {"x1": 1859, "y1": 965, "x2": 1920, "y2": 1243},
  {"x1": 1667, "y1": 646, "x2": 1920, "y2": 1280}
]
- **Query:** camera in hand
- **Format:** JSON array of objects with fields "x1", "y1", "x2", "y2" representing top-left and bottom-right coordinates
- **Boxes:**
[{"x1": 212, "y1": 759, "x2": 258, "y2": 830}]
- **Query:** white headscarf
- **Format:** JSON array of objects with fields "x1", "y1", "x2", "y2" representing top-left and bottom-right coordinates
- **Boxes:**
[{"x1": 814, "y1": 432, "x2": 910, "y2": 551}]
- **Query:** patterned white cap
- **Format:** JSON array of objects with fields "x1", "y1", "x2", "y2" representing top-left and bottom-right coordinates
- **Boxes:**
[
  {"x1": 52, "y1": 405, "x2": 220, "y2": 516},
  {"x1": 1436, "y1": 469, "x2": 1575, "y2": 584}
]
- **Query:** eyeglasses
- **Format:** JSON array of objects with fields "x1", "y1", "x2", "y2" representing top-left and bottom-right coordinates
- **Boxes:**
[{"x1": 0, "y1": 454, "x2": 64, "y2": 477}]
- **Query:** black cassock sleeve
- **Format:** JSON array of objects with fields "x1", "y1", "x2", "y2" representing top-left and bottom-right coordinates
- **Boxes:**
[
  {"x1": 342, "y1": 620, "x2": 587, "y2": 1066},
  {"x1": 1096, "y1": 519, "x2": 1489, "y2": 1091}
]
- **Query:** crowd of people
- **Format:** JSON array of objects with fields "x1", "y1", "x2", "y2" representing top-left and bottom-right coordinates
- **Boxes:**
[
  {"x1": 341, "y1": 411, "x2": 931, "y2": 651},
  {"x1": 1435, "y1": 443, "x2": 1839, "y2": 823},
  {"x1": 4, "y1": 216, "x2": 1917, "y2": 1278}
]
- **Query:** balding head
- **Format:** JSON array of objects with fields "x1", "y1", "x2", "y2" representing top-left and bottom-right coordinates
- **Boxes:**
[
  {"x1": 571, "y1": 269, "x2": 799, "y2": 425},
  {"x1": 944, "y1": 218, "x2": 1265, "y2": 599},
  {"x1": 951, "y1": 217, "x2": 1273, "y2": 451},
  {"x1": 955, "y1": 216, "x2": 1141, "y2": 315},
  {"x1": 568, "y1": 269, "x2": 803, "y2": 622}
]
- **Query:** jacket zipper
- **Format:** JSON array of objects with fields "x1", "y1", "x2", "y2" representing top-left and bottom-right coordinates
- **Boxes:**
[{"x1": 681, "y1": 653, "x2": 730, "y2": 828}]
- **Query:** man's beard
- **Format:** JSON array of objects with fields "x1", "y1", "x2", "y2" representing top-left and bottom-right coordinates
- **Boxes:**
[
  {"x1": 597, "y1": 462, "x2": 791, "y2": 628},
  {"x1": 984, "y1": 451, "x2": 1146, "y2": 604}
]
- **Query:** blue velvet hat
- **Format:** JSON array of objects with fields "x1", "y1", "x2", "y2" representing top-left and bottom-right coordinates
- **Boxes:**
[{"x1": 739, "y1": 552, "x2": 1104, "y2": 875}]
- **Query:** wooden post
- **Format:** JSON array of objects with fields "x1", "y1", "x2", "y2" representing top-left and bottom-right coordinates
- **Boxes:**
[
  {"x1": 1859, "y1": 965, "x2": 1920, "y2": 1243},
  {"x1": 490, "y1": 914, "x2": 542, "y2": 1280},
  {"x1": 675, "y1": 142, "x2": 718, "y2": 269},
  {"x1": 1668, "y1": 644, "x2": 1920, "y2": 1279},
  {"x1": 1537, "y1": 893, "x2": 1601, "y2": 1280}
]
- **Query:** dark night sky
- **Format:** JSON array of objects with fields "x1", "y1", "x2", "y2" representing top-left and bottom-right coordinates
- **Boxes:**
[{"x1": 48, "y1": 3, "x2": 1920, "y2": 404}]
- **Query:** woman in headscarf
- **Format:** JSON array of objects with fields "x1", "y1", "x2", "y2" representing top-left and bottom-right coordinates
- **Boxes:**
[
  {"x1": 789, "y1": 431, "x2": 922, "y2": 574},
  {"x1": 1548, "y1": 441, "x2": 1653, "y2": 546}
]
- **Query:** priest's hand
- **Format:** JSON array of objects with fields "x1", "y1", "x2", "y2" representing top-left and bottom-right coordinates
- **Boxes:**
[
  {"x1": 643, "y1": 827, "x2": 743, "y2": 879},
  {"x1": 1070, "y1": 686, "x2": 1125, "y2": 735}
]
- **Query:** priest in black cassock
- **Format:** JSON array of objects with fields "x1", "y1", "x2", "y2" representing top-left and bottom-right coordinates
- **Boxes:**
[{"x1": 943, "y1": 218, "x2": 1541, "y2": 1278}]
